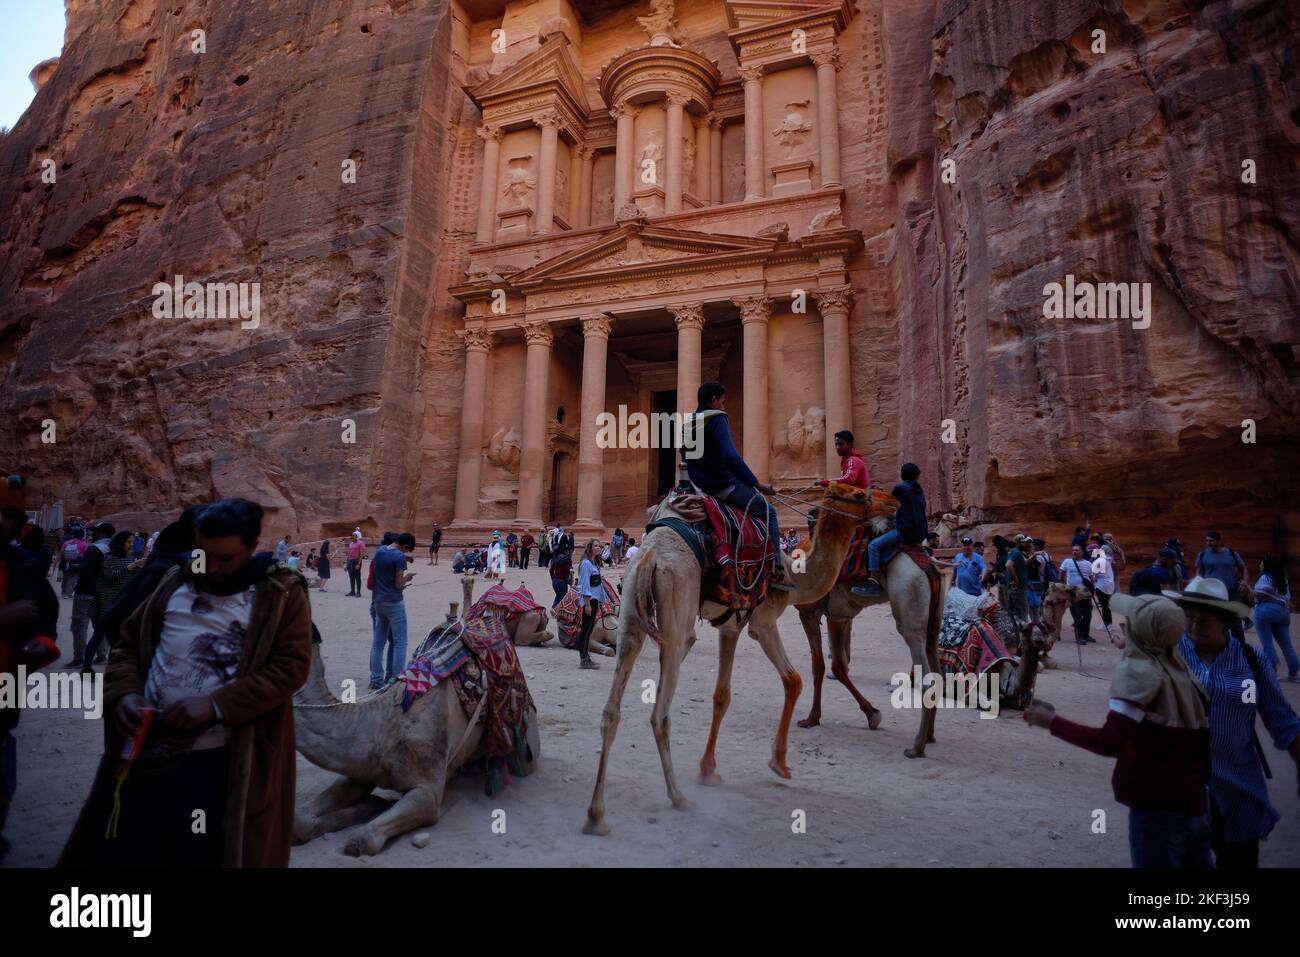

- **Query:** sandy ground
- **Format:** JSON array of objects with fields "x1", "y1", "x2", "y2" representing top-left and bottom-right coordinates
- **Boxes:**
[{"x1": 7, "y1": 559, "x2": 1300, "y2": 868}]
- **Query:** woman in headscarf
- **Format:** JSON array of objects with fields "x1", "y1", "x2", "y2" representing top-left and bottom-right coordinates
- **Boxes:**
[
  {"x1": 1024, "y1": 591, "x2": 1212, "y2": 867},
  {"x1": 1173, "y1": 576, "x2": 1300, "y2": 869}
]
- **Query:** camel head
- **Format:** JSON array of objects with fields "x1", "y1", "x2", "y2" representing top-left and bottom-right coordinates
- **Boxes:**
[{"x1": 1039, "y1": 582, "x2": 1086, "y2": 649}]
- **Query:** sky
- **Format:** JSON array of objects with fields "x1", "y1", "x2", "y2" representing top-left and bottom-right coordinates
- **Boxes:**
[{"x1": 0, "y1": 0, "x2": 67, "y2": 131}]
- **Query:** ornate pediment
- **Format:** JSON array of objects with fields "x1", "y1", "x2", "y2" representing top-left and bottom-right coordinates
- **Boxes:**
[
  {"x1": 724, "y1": 0, "x2": 841, "y2": 30},
  {"x1": 505, "y1": 223, "x2": 778, "y2": 289},
  {"x1": 467, "y1": 33, "x2": 589, "y2": 136}
]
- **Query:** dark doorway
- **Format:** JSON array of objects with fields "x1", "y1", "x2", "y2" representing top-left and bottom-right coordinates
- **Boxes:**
[{"x1": 652, "y1": 389, "x2": 677, "y2": 499}]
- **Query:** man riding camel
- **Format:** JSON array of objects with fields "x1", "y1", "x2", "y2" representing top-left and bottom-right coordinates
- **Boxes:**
[
  {"x1": 817, "y1": 430, "x2": 869, "y2": 490},
  {"x1": 854, "y1": 462, "x2": 927, "y2": 598},
  {"x1": 684, "y1": 381, "x2": 793, "y2": 591}
]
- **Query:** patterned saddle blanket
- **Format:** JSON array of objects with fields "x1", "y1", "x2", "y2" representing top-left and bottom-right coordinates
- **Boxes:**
[{"x1": 553, "y1": 579, "x2": 620, "y2": 646}]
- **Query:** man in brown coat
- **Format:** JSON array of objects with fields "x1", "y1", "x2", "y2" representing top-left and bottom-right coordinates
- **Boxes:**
[{"x1": 61, "y1": 498, "x2": 312, "y2": 867}]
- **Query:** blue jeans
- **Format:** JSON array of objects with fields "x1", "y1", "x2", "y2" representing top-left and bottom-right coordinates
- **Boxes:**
[
  {"x1": 369, "y1": 600, "x2": 408, "y2": 687},
  {"x1": 719, "y1": 484, "x2": 782, "y2": 573},
  {"x1": 867, "y1": 528, "x2": 899, "y2": 574},
  {"x1": 1254, "y1": 601, "x2": 1298, "y2": 676},
  {"x1": 1128, "y1": 808, "x2": 1213, "y2": 868}
]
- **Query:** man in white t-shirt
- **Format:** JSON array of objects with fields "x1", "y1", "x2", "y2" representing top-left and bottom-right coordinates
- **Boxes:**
[{"x1": 1059, "y1": 543, "x2": 1095, "y2": 644}]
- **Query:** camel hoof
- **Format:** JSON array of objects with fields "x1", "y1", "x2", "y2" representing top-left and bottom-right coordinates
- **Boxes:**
[
  {"x1": 904, "y1": 747, "x2": 925, "y2": 759},
  {"x1": 768, "y1": 758, "x2": 793, "y2": 780},
  {"x1": 866, "y1": 708, "x2": 882, "y2": 730},
  {"x1": 699, "y1": 770, "x2": 723, "y2": 787},
  {"x1": 796, "y1": 716, "x2": 820, "y2": 729},
  {"x1": 343, "y1": 831, "x2": 383, "y2": 857},
  {"x1": 582, "y1": 816, "x2": 610, "y2": 836},
  {"x1": 927, "y1": 732, "x2": 937, "y2": 743},
  {"x1": 671, "y1": 795, "x2": 690, "y2": 810}
]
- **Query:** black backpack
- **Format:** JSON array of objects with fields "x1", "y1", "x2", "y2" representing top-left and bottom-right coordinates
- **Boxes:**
[{"x1": 1236, "y1": 638, "x2": 1273, "y2": 779}]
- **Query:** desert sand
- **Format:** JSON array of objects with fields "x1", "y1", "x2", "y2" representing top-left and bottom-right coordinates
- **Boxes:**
[{"x1": 7, "y1": 558, "x2": 1300, "y2": 868}]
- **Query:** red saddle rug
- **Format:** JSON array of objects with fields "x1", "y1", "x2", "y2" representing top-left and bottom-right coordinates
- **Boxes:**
[
  {"x1": 553, "y1": 579, "x2": 620, "y2": 647},
  {"x1": 837, "y1": 524, "x2": 873, "y2": 584},
  {"x1": 700, "y1": 495, "x2": 776, "y2": 612}
]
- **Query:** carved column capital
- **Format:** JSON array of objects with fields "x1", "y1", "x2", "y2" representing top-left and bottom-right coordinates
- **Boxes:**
[
  {"x1": 581, "y1": 314, "x2": 613, "y2": 340},
  {"x1": 813, "y1": 285, "x2": 854, "y2": 315},
  {"x1": 737, "y1": 65, "x2": 764, "y2": 84},
  {"x1": 476, "y1": 124, "x2": 503, "y2": 142},
  {"x1": 665, "y1": 90, "x2": 691, "y2": 108},
  {"x1": 609, "y1": 101, "x2": 638, "y2": 122},
  {"x1": 522, "y1": 319, "x2": 555, "y2": 347},
  {"x1": 577, "y1": 145, "x2": 595, "y2": 161},
  {"x1": 810, "y1": 46, "x2": 842, "y2": 70},
  {"x1": 461, "y1": 326, "x2": 495, "y2": 353},
  {"x1": 732, "y1": 295, "x2": 772, "y2": 325},
  {"x1": 536, "y1": 111, "x2": 562, "y2": 130},
  {"x1": 669, "y1": 302, "x2": 706, "y2": 331},
  {"x1": 707, "y1": 112, "x2": 724, "y2": 130}
]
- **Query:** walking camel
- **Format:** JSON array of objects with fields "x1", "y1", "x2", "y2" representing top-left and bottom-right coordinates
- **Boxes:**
[{"x1": 583, "y1": 482, "x2": 914, "y2": 836}]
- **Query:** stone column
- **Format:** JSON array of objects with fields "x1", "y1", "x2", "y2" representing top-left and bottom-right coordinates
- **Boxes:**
[
  {"x1": 474, "y1": 126, "x2": 502, "y2": 243},
  {"x1": 694, "y1": 115, "x2": 710, "y2": 201},
  {"x1": 812, "y1": 47, "x2": 843, "y2": 189},
  {"x1": 516, "y1": 320, "x2": 554, "y2": 525},
  {"x1": 733, "y1": 295, "x2": 772, "y2": 480},
  {"x1": 669, "y1": 303, "x2": 705, "y2": 416},
  {"x1": 709, "y1": 115, "x2": 723, "y2": 203},
  {"x1": 664, "y1": 92, "x2": 687, "y2": 214},
  {"x1": 815, "y1": 286, "x2": 854, "y2": 478},
  {"x1": 578, "y1": 147, "x2": 595, "y2": 226},
  {"x1": 739, "y1": 65, "x2": 765, "y2": 202},
  {"x1": 536, "y1": 112, "x2": 561, "y2": 233},
  {"x1": 568, "y1": 145, "x2": 584, "y2": 225},
  {"x1": 612, "y1": 102, "x2": 636, "y2": 211},
  {"x1": 575, "y1": 314, "x2": 613, "y2": 526},
  {"x1": 453, "y1": 327, "x2": 494, "y2": 523}
]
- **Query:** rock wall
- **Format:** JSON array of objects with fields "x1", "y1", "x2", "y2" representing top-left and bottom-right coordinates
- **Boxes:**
[
  {"x1": 0, "y1": 0, "x2": 457, "y2": 541},
  {"x1": 886, "y1": 0, "x2": 1300, "y2": 563}
]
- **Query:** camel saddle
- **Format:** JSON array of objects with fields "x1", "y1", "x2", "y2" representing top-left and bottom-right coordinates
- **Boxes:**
[
  {"x1": 646, "y1": 487, "x2": 776, "y2": 614},
  {"x1": 554, "y1": 579, "x2": 619, "y2": 646}
]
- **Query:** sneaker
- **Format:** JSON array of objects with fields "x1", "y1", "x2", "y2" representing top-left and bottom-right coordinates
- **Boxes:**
[
  {"x1": 65, "y1": 657, "x2": 84, "y2": 668},
  {"x1": 851, "y1": 579, "x2": 884, "y2": 598},
  {"x1": 580, "y1": 658, "x2": 600, "y2": 670}
]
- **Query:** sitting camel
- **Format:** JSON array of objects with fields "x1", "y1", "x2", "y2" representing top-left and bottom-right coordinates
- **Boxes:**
[
  {"x1": 798, "y1": 579, "x2": 1077, "y2": 729},
  {"x1": 584, "y1": 482, "x2": 899, "y2": 836},
  {"x1": 293, "y1": 614, "x2": 540, "y2": 856},
  {"x1": 460, "y1": 576, "x2": 552, "y2": 647}
]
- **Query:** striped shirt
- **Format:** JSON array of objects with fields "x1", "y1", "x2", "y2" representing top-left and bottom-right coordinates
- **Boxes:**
[{"x1": 1178, "y1": 636, "x2": 1300, "y2": 842}]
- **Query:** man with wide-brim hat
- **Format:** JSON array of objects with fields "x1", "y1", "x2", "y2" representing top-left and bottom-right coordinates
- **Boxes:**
[
  {"x1": 1163, "y1": 575, "x2": 1250, "y2": 622},
  {"x1": 1172, "y1": 576, "x2": 1300, "y2": 869}
]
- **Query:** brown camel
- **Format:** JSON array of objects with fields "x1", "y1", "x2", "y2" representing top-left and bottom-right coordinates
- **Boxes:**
[
  {"x1": 799, "y1": 580, "x2": 1077, "y2": 731},
  {"x1": 461, "y1": 575, "x2": 552, "y2": 647},
  {"x1": 583, "y1": 482, "x2": 894, "y2": 835},
  {"x1": 293, "y1": 618, "x2": 539, "y2": 856}
]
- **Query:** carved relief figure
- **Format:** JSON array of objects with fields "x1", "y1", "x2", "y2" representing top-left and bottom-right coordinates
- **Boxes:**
[
  {"x1": 682, "y1": 134, "x2": 696, "y2": 189},
  {"x1": 771, "y1": 100, "x2": 813, "y2": 153},
  {"x1": 808, "y1": 205, "x2": 843, "y2": 231},
  {"x1": 637, "y1": 0, "x2": 680, "y2": 45},
  {"x1": 502, "y1": 156, "x2": 536, "y2": 206},
  {"x1": 485, "y1": 425, "x2": 522, "y2": 472},
  {"x1": 770, "y1": 405, "x2": 826, "y2": 474},
  {"x1": 556, "y1": 166, "x2": 569, "y2": 215}
]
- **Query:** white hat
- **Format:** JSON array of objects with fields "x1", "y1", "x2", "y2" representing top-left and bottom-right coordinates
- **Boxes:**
[{"x1": 1163, "y1": 576, "x2": 1250, "y2": 620}]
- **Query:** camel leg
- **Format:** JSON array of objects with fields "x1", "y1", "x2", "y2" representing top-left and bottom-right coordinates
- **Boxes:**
[
  {"x1": 582, "y1": 628, "x2": 646, "y2": 836},
  {"x1": 749, "y1": 620, "x2": 802, "y2": 779},
  {"x1": 343, "y1": 781, "x2": 444, "y2": 857},
  {"x1": 699, "y1": 624, "x2": 741, "y2": 785},
  {"x1": 796, "y1": 606, "x2": 825, "y2": 728},
  {"x1": 904, "y1": 631, "x2": 938, "y2": 758},
  {"x1": 294, "y1": 776, "x2": 376, "y2": 845},
  {"x1": 827, "y1": 619, "x2": 882, "y2": 730},
  {"x1": 649, "y1": 638, "x2": 689, "y2": 811}
]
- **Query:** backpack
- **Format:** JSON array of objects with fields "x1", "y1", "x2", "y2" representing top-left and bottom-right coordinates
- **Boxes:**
[
  {"x1": 1236, "y1": 638, "x2": 1274, "y2": 779},
  {"x1": 1041, "y1": 554, "x2": 1060, "y2": 584},
  {"x1": 1128, "y1": 565, "x2": 1161, "y2": 596}
]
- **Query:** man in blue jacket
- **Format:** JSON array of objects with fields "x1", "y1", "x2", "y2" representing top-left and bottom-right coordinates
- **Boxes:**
[
  {"x1": 854, "y1": 462, "x2": 927, "y2": 597},
  {"x1": 685, "y1": 381, "x2": 792, "y2": 591}
]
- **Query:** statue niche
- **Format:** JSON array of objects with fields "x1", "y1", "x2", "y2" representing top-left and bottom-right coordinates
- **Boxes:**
[
  {"x1": 770, "y1": 405, "x2": 826, "y2": 478},
  {"x1": 485, "y1": 425, "x2": 522, "y2": 473},
  {"x1": 502, "y1": 155, "x2": 536, "y2": 207},
  {"x1": 771, "y1": 100, "x2": 813, "y2": 155}
]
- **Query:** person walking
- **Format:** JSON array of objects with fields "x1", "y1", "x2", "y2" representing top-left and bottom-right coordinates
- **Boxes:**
[
  {"x1": 575, "y1": 539, "x2": 602, "y2": 671},
  {"x1": 345, "y1": 535, "x2": 365, "y2": 597},
  {"x1": 549, "y1": 548, "x2": 572, "y2": 609},
  {"x1": 520, "y1": 530, "x2": 534, "y2": 570},
  {"x1": 275, "y1": 534, "x2": 290, "y2": 563},
  {"x1": 611, "y1": 528, "x2": 625, "y2": 564},
  {"x1": 69, "y1": 522, "x2": 113, "y2": 668},
  {"x1": 1059, "y1": 543, "x2": 1095, "y2": 644},
  {"x1": 1195, "y1": 531, "x2": 1248, "y2": 639},
  {"x1": 369, "y1": 533, "x2": 415, "y2": 690},
  {"x1": 1090, "y1": 534, "x2": 1116, "y2": 632},
  {"x1": 1025, "y1": 592, "x2": 1212, "y2": 868},
  {"x1": 1251, "y1": 556, "x2": 1297, "y2": 681},
  {"x1": 81, "y1": 530, "x2": 142, "y2": 669},
  {"x1": 951, "y1": 537, "x2": 985, "y2": 598},
  {"x1": 1173, "y1": 576, "x2": 1300, "y2": 868},
  {"x1": 60, "y1": 498, "x2": 312, "y2": 868},
  {"x1": 316, "y1": 539, "x2": 332, "y2": 592},
  {"x1": 1005, "y1": 534, "x2": 1031, "y2": 626},
  {"x1": 427, "y1": 523, "x2": 442, "y2": 566},
  {"x1": 58, "y1": 526, "x2": 87, "y2": 600},
  {"x1": 1129, "y1": 548, "x2": 1179, "y2": 597}
]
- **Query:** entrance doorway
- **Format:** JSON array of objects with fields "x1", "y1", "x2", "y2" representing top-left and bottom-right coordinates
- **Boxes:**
[{"x1": 652, "y1": 389, "x2": 677, "y2": 500}]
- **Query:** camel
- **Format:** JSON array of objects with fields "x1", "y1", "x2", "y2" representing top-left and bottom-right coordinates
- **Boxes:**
[
  {"x1": 583, "y1": 482, "x2": 902, "y2": 836},
  {"x1": 460, "y1": 575, "x2": 552, "y2": 647},
  {"x1": 798, "y1": 579, "x2": 1077, "y2": 730},
  {"x1": 293, "y1": 613, "x2": 540, "y2": 856}
]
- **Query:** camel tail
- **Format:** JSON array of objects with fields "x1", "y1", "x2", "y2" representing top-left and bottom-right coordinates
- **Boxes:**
[{"x1": 622, "y1": 544, "x2": 661, "y2": 640}]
